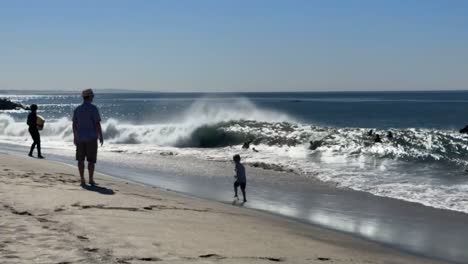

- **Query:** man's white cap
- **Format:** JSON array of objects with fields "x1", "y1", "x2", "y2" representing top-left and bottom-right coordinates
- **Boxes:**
[{"x1": 82, "y1": 88, "x2": 94, "y2": 97}]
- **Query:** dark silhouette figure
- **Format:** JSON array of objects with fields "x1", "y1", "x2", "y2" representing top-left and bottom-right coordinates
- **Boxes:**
[
  {"x1": 252, "y1": 147, "x2": 259, "y2": 152},
  {"x1": 460, "y1": 125, "x2": 468, "y2": 134},
  {"x1": 387, "y1": 131, "x2": 394, "y2": 139},
  {"x1": 374, "y1": 134, "x2": 382, "y2": 143},
  {"x1": 309, "y1": 140, "x2": 323, "y2": 150},
  {"x1": 27, "y1": 104, "x2": 44, "y2": 159},
  {"x1": 368, "y1": 129, "x2": 374, "y2": 136},
  {"x1": 233, "y1": 154, "x2": 247, "y2": 202},
  {"x1": 242, "y1": 140, "x2": 251, "y2": 149},
  {"x1": 73, "y1": 89, "x2": 104, "y2": 186}
]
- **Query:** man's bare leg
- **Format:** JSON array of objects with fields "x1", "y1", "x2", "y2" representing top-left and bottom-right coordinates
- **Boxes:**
[
  {"x1": 88, "y1": 162, "x2": 95, "y2": 185},
  {"x1": 78, "y1": 161, "x2": 85, "y2": 185}
]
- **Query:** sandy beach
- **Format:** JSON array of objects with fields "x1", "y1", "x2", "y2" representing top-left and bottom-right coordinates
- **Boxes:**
[{"x1": 0, "y1": 153, "x2": 447, "y2": 264}]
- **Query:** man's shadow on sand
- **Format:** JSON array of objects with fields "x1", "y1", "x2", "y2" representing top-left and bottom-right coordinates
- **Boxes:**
[{"x1": 81, "y1": 184, "x2": 115, "y2": 195}]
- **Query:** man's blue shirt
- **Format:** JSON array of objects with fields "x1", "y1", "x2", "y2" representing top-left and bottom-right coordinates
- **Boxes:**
[{"x1": 73, "y1": 101, "x2": 101, "y2": 142}]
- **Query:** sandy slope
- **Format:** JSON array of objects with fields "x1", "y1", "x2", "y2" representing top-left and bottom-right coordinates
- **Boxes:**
[{"x1": 0, "y1": 154, "x2": 446, "y2": 264}]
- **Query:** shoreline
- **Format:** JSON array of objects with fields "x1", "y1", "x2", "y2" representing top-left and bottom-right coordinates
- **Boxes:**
[
  {"x1": 4, "y1": 144, "x2": 468, "y2": 263},
  {"x1": 2, "y1": 143, "x2": 468, "y2": 263},
  {"x1": 0, "y1": 153, "x2": 447, "y2": 264}
]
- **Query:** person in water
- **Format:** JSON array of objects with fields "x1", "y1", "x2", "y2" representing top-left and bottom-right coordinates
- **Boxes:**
[
  {"x1": 73, "y1": 89, "x2": 104, "y2": 186},
  {"x1": 309, "y1": 140, "x2": 323, "y2": 150},
  {"x1": 387, "y1": 131, "x2": 394, "y2": 139},
  {"x1": 460, "y1": 125, "x2": 468, "y2": 134},
  {"x1": 368, "y1": 129, "x2": 374, "y2": 136},
  {"x1": 27, "y1": 104, "x2": 44, "y2": 158},
  {"x1": 374, "y1": 134, "x2": 382, "y2": 143},
  {"x1": 242, "y1": 140, "x2": 251, "y2": 149},
  {"x1": 233, "y1": 154, "x2": 247, "y2": 202}
]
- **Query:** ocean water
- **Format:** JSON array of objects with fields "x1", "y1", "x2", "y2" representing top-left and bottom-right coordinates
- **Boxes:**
[{"x1": 2, "y1": 91, "x2": 468, "y2": 214}]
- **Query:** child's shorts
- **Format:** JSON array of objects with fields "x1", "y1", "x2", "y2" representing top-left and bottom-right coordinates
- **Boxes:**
[{"x1": 234, "y1": 181, "x2": 246, "y2": 190}]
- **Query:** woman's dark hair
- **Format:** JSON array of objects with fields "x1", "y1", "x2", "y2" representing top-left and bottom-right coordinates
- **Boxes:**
[
  {"x1": 30, "y1": 104, "x2": 38, "y2": 111},
  {"x1": 233, "y1": 154, "x2": 241, "y2": 162}
]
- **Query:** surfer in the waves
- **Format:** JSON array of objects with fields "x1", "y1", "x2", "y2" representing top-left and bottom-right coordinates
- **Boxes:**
[
  {"x1": 387, "y1": 131, "x2": 394, "y2": 139},
  {"x1": 460, "y1": 125, "x2": 468, "y2": 134},
  {"x1": 242, "y1": 140, "x2": 252, "y2": 149},
  {"x1": 374, "y1": 134, "x2": 382, "y2": 143},
  {"x1": 26, "y1": 104, "x2": 44, "y2": 159}
]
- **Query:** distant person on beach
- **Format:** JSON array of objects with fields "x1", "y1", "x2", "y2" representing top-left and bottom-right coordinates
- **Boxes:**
[
  {"x1": 27, "y1": 104, "x2": 44, "y2": 159},
  {"x1": 73, "y1": 89, "x2": 104, "y2": 186},
  {"x1": 233, "y1": 154, "x2": 247, "y2": 202}
]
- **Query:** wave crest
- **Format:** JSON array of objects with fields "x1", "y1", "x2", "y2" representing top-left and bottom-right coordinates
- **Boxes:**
[{"x1": 2, "y1": 97, "x2": 468, "y2": 167}]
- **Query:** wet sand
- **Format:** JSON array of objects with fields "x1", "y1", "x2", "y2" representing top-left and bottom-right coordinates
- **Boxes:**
[{"x1": 0, "y1": 153, "x2": 446, "y2": 263}]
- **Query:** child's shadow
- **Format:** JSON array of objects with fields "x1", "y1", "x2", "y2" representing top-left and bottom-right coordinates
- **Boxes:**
[
  {"x1": 81, "y1": 184, "x2": 115, "y2": 195},
  {"x1": 231, "y1": 200, "x2": 246, "y2": 207}
]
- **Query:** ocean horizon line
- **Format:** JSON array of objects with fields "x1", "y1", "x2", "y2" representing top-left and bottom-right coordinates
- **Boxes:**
[{"x1": 2, "y1": 88, "x2": 468, "y2": 95}]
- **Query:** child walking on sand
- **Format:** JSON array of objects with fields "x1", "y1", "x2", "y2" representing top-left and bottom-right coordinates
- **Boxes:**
[{"x1": 233, "y1": 154, "x2": 247, "y2": 202}]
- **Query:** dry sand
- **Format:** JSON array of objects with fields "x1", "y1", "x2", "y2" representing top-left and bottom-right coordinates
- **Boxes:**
[{"x1": 0, "y1": 154, "x2": 447, "y2": 264}]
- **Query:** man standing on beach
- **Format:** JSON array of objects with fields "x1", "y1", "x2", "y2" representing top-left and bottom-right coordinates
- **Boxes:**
[{"x1": 73, "y1": 89, "x2": 104, "y2": 186}]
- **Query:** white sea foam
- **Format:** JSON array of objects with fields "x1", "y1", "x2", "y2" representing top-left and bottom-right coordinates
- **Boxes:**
[{"x1": 2, "y1": 97, "x2": 468, "y2": 214}]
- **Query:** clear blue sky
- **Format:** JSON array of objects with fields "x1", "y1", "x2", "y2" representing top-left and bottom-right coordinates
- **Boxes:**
[{"x1": 1, "y1": 0, "x2": 467, "y2": 92}]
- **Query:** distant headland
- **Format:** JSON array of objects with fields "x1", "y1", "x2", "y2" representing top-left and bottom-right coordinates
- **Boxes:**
[{"x1": 0, "y1": 98, "x2": 25, "y2": 110}]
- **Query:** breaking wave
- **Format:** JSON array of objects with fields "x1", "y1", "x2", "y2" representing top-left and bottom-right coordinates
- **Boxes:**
[
  {"x1": 1, "y1": 97, "x2": 468, "y2": 165},
  {"x1": 3, "y1": 97, "x2": 468, "y2": 213}
]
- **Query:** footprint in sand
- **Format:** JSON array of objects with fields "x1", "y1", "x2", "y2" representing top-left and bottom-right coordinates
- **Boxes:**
[
  {"x1": 78, "y1": 204, "x2": 140, "y2": 212},
  {"x1": 198, "y1": 254, "x2": 283, "y2": 262},
  {"x1": 36, "y1": 217, "x2": 58, "y2": 224},
  {"x1": 259, "y1": 257, "x2": 283, "y2": 262},
  {"x1": 84, "y1": 247, "x2": 98, "y2": 252},
  {"x1": 58, "y1": 173, "x2": 75, "y2": 177},
  {"x1": 77, "y1": 235, "x2": 89, "y2": 241},
  {"x1": 138, "y1": 257, "x2": 161, "y2": 261},
  {"x1": 12, "y1": 210, "x2": 33, "y2": 216},
  {"x1": 199, "y1": 254, "x2": 225, "y2": 260},
  {"x1": 117, "y1": 256, "x2": 162, "y2": 262}
]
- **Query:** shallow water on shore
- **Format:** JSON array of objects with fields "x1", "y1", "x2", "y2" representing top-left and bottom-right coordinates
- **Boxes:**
[{"x1": 1, "y1": 143, "x2": 468, "y2": 263}]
